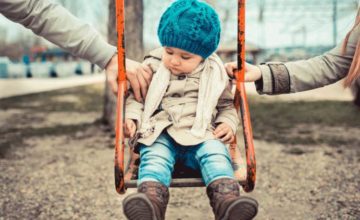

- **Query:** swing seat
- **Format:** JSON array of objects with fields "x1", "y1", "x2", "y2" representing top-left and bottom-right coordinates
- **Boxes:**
[{"x1": 122, "y1": 141, "x2": 248, "y2": 188}]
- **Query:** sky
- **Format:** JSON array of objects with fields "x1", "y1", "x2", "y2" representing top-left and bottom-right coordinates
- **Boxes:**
[
  {"x1": 0, "y1": 0, "x2": 359, "y2": 49},
  {"x1": 245, "y1": 0, "x2": 359, "y2": 48}
]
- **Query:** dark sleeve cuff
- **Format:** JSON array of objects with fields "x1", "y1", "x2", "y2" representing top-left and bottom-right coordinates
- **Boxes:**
[
  {"x1": 255, "y1": 77, "x2": 263, "y2": 92},
  {"x1": 256, "y1": 63, "x2": 291, "y2": 94},
  {"x1": 268, "y1": 63, "x2": 291, "y2": 94}
]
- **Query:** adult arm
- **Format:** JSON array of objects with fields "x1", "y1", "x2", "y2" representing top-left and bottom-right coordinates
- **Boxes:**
[
  {"x1": 0, "y1": 0, "x2": 154, "y2": 100},
  {"x1": 256, "y1": 24, "x2": 359, "y2": 94},
  {"x1": 0, "y1": 0, "x2": 116, "y2": 69}
]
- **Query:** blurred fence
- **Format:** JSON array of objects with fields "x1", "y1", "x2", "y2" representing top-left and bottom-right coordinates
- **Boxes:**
[{"x1": 0, "y1": 58, "x2": 98, "y2": 79}]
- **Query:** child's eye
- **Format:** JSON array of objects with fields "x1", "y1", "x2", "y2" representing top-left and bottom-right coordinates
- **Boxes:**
[
  {"x1": 181, "y1": 56, "x2": 190, "y2": 60},
  {"x1": 166, "y1": 50, "x2": 173, "y2": 55}
]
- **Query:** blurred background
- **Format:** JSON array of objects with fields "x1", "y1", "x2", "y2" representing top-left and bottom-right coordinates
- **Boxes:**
[
  {"x1": 1, "y1": 1, "x2": 359, "y2": 219},
  {"x1": 0, "y1": 0, "x2": 358, "y2": 79}
]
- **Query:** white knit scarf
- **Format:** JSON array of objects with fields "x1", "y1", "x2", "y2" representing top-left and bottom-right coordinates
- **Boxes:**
[{"x1": 139, "y1": 53, "x2": 228, "y2": 138}]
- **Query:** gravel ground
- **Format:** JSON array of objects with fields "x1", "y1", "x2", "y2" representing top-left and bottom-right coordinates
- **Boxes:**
[{"x1": 1, "y1": 84, "x2": 359, "y2": 220}]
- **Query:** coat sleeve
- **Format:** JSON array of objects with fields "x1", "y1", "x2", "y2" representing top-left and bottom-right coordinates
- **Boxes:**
[
  {"x1": 126, "y1": 92, "x2": 144, "y2": 127},
  {"x1": 0, "y1": 0, "x2": 116, "y2": 69},
  {"x1": 214, "y1": 83, "x2": 239, "y2": 134},
  {"x1": 125, "y1": 50, "x2": 162, "y2": 126},
  {"x1": 255, "y1": 24, "x2": 359, "y2": 94}
]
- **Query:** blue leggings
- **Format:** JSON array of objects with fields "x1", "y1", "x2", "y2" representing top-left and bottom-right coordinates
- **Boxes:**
[{"x1": 138, "y1": 132, "x2": 234, "y2": 187}]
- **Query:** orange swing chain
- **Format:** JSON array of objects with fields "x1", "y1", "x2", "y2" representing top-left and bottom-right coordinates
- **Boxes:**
[
  {"x1": 114, "y1": 0, "x2": 126, "y2": 194},
  {"x1": 236, "y1": 0, "x2": 256, "y2": 192}
]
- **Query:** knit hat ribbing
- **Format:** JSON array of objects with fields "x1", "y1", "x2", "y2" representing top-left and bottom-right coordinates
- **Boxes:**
[{"x1": 157, "y1": 0, "x2": 221, "y2": 59}]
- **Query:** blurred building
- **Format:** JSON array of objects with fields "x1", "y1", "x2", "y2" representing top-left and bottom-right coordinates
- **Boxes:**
[
  {"x1": 143, "y1": 0, "x2": 358, "y2": 64},
  {"x1": 218, "y1": 41, "x2": 262, "y2": 63}
]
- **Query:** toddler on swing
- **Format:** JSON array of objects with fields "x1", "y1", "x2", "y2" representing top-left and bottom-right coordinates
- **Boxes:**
[{"x1": 123, "y1": 0, "x2": 258, "y2": 219}]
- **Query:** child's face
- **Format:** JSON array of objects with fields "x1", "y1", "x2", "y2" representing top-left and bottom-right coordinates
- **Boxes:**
[{"x1": 163, "y1": 47, "x2": 203, "y2": 75}]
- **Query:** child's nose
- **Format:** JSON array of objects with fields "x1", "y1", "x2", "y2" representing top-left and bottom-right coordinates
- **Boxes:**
[{"x1": 170, "y1": 57, "x2": 180, "y2": 65}]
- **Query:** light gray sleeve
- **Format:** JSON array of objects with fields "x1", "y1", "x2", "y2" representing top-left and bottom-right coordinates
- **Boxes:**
[
  {"x1": 125, "y1": 92, "x2": 144, "y2": 127},
  {"x1": 215, "y1": 83, "x2": 240, "y2": 134},
  {"x1": 0, "y1": 0, "x2": 117, "y2": 69},
  {"x1": 255, "y1": 24, "x2": 359, "y2": 95}
]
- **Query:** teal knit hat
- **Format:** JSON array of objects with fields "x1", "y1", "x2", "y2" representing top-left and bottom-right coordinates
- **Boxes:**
[{"x1": 157, "y1": 0, "x2": 221, "y2": 59}]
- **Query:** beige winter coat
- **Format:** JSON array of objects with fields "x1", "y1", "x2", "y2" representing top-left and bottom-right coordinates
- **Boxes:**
[
  {"x1": 126, "y1": 48, "x2": 239, "y2": 147},
  {"x1": 256, "y1": 23, "x2": 360, "y2": 94},
  {"x1": 0, "y1": 0, "x2": 116, "y2": 69}
]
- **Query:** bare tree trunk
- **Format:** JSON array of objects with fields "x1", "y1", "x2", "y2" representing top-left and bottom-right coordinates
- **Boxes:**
[
  {"x1": 103, "y1": 0, "x2": 144, "y2": 130},
  {"x1": 123, "y1": 0, "x2": 144, "y2": 62}
]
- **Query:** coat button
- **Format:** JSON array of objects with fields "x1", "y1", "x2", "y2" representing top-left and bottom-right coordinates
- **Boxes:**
[
  {"x1": 168, "y1": 115, "x2": 172, "y2": 121},
  {"x1": 178, "y1": 75, "x2": 186, "y2": 80}
]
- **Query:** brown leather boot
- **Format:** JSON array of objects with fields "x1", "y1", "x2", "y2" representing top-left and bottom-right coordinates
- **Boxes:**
[
  {"x1": 206, "y1": 178, "x2": 258, "y2": 220},
  {"x1": 123, "y1": 181, "x2": 169, "y2": 220}
]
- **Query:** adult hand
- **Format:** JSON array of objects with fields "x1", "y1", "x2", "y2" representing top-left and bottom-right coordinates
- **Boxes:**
[
  {"x1": 105, "y1": 54, "x2": 119, "y2": 93},
  {"x1": 105, "y1": 55, "x2": 153, "y2": 102},
  {"x1": 224, "y1": 61, "x2": 262, "y2": 82},
  {"x1": 125, "y1": 58, "x2": 153, "y2": 103}
]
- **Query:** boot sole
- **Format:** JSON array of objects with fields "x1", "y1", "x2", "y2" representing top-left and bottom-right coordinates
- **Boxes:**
[
  {"x1": 222, "y1": 196, "x2": 259, "y2": 220},
  {"x1": 123, "y1": 193, "x2": 157, "y2": 220}
]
